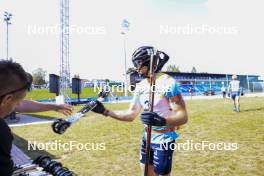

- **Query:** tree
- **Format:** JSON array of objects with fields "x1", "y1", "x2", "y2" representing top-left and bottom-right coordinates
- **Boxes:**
[
  {"x1": 105, "y1": 79, "x2": 110, "y2": 83},
  {"x1": 191, "y1": 66, "x2": 197, "y2": 73},
  {"x1": 73, "y1": 74, "x2": 80, "y2": 78},
  {"x1": 32, "y1": 68, "x2": 46, "y2": 85},
  {"x1": 166, "y1": 64, "x2": 180, "y2": 72},
  {"x1": 32, "y1": 68, "x2": 47, "y2": 85}
]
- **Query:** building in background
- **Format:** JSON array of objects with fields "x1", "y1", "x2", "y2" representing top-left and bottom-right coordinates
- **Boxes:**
[
  {"x1": 129, "y1": 72, "x2": 263, "y2": 96},
  {"x1": 165, "y1": 72, "x2": 263, "y2": 95}
]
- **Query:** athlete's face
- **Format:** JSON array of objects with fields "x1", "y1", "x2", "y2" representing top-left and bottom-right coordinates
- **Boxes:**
[
  {"x1": 137, "y1": 65, "x2": 158, "y2": 79},
  {"x1": 137, "y1": 66, "x2": 148, "y2": 76}
]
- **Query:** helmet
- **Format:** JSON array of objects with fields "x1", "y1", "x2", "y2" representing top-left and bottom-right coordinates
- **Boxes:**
[{"x1": 132, "y1": 46, "x2": 169, "y2": 77}]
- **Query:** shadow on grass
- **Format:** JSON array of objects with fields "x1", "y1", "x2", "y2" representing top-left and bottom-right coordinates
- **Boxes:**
[
  {"x1": 242, "y1": 107, "x2": 264, "y2": 112},
  {"x1": 13, "y1": 134, "x2": 56, "y2": 161},
  {"x1": 22, "y1": 113, "x2": 58, "y2": 120}
]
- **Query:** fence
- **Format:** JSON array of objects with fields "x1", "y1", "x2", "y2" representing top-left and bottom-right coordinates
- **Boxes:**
[{"x1": 249, "y1": 82, "x2": 264, "y2": 93}]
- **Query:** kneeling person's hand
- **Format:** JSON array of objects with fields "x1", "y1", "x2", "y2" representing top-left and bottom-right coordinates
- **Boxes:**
[{"x1": 140, "y1": 111, "x2": 166, "y2": 126}]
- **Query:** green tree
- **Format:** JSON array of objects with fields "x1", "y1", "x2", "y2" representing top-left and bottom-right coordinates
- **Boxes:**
[
  {"x1": 166, "y1": 64, "x2": 180, "y2": 72},
  {"x1": 32, "y1": 68, "x2": 46, "y2": 85},
  {"x1": 105, "y1": 79, "x2": 110, "y2": 83},
  {"x1": 73, "y1": 74, "x2": 80, "y2": 78}
]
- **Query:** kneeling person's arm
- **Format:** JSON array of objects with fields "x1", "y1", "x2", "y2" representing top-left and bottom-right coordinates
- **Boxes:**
[{"x1": 14, "y1": 100, "x2": 72, "y2": 116}]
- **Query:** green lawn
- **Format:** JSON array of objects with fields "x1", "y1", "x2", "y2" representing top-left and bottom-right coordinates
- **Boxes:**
[
  {"x1": 26, "y1": 87, "x2": 128, "y2": 100},
  {"x1": 12, "y1": 97, "x2": 264, "y2": 176}
]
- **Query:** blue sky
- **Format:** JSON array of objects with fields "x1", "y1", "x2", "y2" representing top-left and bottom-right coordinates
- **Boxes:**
[{"x1": 0, "y1": 0, "x2": 263, "y2": 81}]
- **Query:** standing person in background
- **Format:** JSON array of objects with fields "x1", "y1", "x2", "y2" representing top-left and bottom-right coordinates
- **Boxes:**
[
  {"x1": 228, "y1": 75, "x2": 241, "y2": 112},
  {"x1": 189, "y1": 87, "x2": 193, "y2": 99},
  {"x1": 221, "y1": 85, "x2": 227, "y2": 99}
]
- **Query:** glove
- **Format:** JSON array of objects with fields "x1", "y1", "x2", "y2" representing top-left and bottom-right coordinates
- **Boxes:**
[
  {"x1": 92, "y1": 101, "x2": 107, "y2": 115},
  {"x1": 140, "y1": 111, "x2": 166, "y2": 126}
]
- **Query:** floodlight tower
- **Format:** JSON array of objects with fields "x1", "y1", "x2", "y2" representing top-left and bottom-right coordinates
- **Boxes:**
[
  {"x1": 59, "y1": 0, "x2": 70, "y2": 100},
  {"x1": 121, "y1": 19, "x2": 130, "y2": 97},
  {"x1": 4, "y1": 11, "x2": 12, "y2": 59}
]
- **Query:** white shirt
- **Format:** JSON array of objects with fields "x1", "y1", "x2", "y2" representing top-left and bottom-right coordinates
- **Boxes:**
[{"x1": 229, "y1": 80, "x2": 240, "y2": 92}]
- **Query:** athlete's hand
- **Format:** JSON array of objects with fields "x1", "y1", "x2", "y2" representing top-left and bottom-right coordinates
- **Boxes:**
[
  {"x1": 92, "y1": 101, "x2": 108, "y2": 115},
  {"x1": 140, "y1": 111, "x2": 166, "y2": 126}
]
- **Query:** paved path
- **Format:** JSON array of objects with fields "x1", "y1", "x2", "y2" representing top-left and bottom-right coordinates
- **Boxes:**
[
  {"x1": 7, "y1": 115, "x2": 49, "y2": 166},
  {"x1": 7, "y1": 114, "x2": 53, "y2": 127},
  {"x1": 11, "y1": 144, "x2": 32, "y2": 166}
]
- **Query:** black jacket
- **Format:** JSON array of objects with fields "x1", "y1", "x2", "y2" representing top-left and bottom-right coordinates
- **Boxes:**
[{"x1": 0, "y1": 118, "x2": 14, "y2": 176}]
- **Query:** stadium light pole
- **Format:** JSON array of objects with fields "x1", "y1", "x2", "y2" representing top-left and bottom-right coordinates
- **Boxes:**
[
  {"x1": 209, "y1": 77, "x2": 212, "y2": 90},
  {"x1": 226, "y1": 74, "x2": 229, "y2": 87},
  {"x1": 59, "y1": 0, "x2": 70, "y2": 103},
  {"x1": 4, "y1": 11, "x2": 12, "y2": 59},
  {"x1": 246, "y1": 75, "x2": 250, "y2": 93},
  {"x1": 121, "y1": 19, "x2": 130, "y2": 97},
  {"x1": 194, "y1": 78, "x2": 196, "y2": 96}
]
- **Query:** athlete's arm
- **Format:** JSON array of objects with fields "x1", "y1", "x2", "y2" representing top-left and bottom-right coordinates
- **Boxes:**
[
  {"x1": 92, "y1": 96, "x2": 142, "y2": 122},
  {"x1": 165, "y1": 94, "x2": 188, "y2": 127},
  {"x1": 107, "y1": 101, "x2": 142, "y2": 122}
]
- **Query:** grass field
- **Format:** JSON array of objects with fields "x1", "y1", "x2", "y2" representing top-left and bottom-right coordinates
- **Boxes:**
[
  {"x1": 12, "y1": 97, "x2": 264, "y2": 176},
  {"x1": 25, "y1": 88, "x2": 128, "y2": 100}
]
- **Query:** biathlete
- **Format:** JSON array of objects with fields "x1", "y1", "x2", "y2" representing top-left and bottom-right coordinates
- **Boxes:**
[
  {"x1": 228, "y1": 75, "x2": 241, "y2": 112},
  {"x1": 91, "y1": 46, "x2": 188, "y2": 176}
]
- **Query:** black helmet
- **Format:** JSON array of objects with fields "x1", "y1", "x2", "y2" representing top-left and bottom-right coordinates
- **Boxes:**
[{"x1": 132, "y1": 46, "x2": 169, "y2": 76}]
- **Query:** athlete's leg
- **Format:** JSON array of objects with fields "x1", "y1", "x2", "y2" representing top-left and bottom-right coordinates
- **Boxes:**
[
  {"x1": 152, "y1": 141, "x2": 174, "y2": 176},
  {"x1": 235, "y1": 96, "x2": 240, "y2": 111},
  {"x1": 140, "y1": 140, "x2": 155, "y2": 176},
  {"x1": 233, "y1": 98, "x2": 236, "y2": 111},
  {"x1": 231, "y1": 92, "x2": 237, "y2": 111}
]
